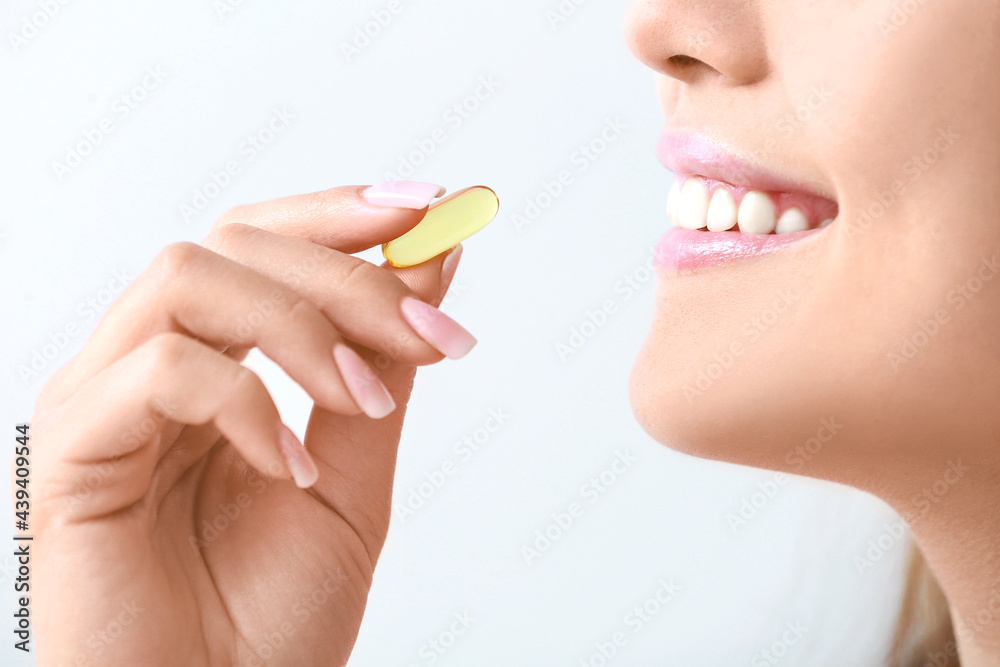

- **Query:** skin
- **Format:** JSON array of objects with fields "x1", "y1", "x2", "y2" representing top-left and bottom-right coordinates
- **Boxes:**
[
  {"x1": 28, "y1": 188, "x2": 461, "y2": 666},
  {"x1": 624, "y1": 0, "x2": 1000, "y2": 664}
]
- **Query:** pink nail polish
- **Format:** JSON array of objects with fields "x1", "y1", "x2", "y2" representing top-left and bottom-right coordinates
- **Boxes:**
[
  {"x1": 399, "y1": 296, "x2": 477, "y2": 360},
  {"x1": 333, "y1": 344, "x2": 397, "y2": 419},
  {"x1": 438, "y1": 244, "x2": 463, "y2": 302},
  {"x1": 363, "y1": 181, "x2": 445, "y2": 210},
  {"x1": 277, "y1": 423, "x2": 319, "y2": 489}
]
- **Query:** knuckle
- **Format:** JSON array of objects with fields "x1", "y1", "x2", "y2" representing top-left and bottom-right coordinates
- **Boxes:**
[
  {"x1": 204, "y1": 222, "x2": 254, "y2": 254},
  {"x1": 297, "y1": 188, "x2": 343, "y2": 221},
  {"x1": 144, "y1": 332, "x2": 193, "y2": 374},
  {"x1": 153, "y1": 241, "x2": 205, "y2": 281},
  {"x1": 335, "y1": 258, "x2": 380, "y2": 292},
  {"x1": 216, "y1": 203, "x2": 250, "y2": 227},
  {"x1": 230, "y1": 366, "x2": 267, "y2": 403},
  {"x1": 282, "y1": 294, "x2": 323, "y2": 329}
]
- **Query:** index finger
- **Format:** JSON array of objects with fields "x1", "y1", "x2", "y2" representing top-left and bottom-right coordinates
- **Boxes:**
[{"x1": 210, "y1": 181, "x2": 446, "y2": 253}]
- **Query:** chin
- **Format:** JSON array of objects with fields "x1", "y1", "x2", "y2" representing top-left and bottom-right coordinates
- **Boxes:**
[{"x1": 627, "y1": 256, "x2": 864, "y2": 479}]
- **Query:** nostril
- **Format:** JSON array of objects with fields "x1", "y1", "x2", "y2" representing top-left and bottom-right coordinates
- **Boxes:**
[
  {"x1": 668, "y1": 55, "x2": 702, "y2": 68},
  {"x1": 664, "y1": 54, "x2": 723, "y2": 84}
]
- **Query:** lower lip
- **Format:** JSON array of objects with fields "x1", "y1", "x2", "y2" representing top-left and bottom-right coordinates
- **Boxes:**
[{"x1": 654, "y1": 228, "x2": 823, "y2": 271}]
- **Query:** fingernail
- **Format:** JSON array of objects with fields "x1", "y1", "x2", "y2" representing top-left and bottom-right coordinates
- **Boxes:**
[
  {"x1": 438, "y1": 244, "x2": 463, "y2": 302},
  {"x1": 399, "y1": 296, "x2": 477, "y2": 360},
  {"x1": 332, "y1": 344, "x2": 397, "y2": 419},
  {"x1": 363, "y1": 181, "x2": 445, "y2": 210},
  {"x1": 277, "y1": 423, "x2": 319, "y2": 489}
]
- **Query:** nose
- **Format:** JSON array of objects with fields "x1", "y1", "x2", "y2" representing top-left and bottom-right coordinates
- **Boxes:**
[{"x1": 623, "y1": 0, "x2": 769, "y2": 86}]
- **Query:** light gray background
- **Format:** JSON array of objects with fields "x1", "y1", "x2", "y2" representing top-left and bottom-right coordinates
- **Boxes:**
[{"x1": 1, "y1": 0, "x2": 907, "y2": 664}]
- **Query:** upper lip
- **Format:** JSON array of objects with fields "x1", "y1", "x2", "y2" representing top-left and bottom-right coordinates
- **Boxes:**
[{"x1": 657, "y1": 130, "x2": 836, "y2": 202}]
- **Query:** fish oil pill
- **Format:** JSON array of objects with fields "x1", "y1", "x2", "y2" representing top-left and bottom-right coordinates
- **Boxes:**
[{"x1": 382, "y1": 186, "x2": 499, "y2": 267}]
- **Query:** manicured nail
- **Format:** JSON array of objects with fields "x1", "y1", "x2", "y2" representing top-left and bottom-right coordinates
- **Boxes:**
[
  {"x1": 333, "y1": 344, "x2": 397, "y2": 419},
  {"x1": 277, "y1": 423, "x2": 319, "y2": 489},
  {"x1": 363, "y1": 181, "x2": 445, "y2": 209},
  {"x1": 438, "y1": 244, "x2": 463, "y2": 302},
  {"x1": 399, "y1": 296, "x2": 477, "y2": 360}
]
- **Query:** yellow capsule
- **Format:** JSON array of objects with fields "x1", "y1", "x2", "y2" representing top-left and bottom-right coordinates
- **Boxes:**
[{"x1": 382, "y1": 185, "x2": 499, "y2": 268}]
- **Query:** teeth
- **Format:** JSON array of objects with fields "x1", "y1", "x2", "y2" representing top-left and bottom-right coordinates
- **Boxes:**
[
  {"x1": 706, "y1": 189, "x2": 738, "y2": 232},
  {"x1": 668, "y1": 179, "x2": 828, "y2": 234},
  {"x1": 666, "y1": 181, "x2": 680, "y2": 222},
  {"x1": 677, "y1": 178, "x2": 709, "y2": 230},
  {"x1": 775, "y1": 207, "x2": 809, "y2": 234},
  {"x1": 737, "y1": 191, "x2": 776, "y2": 235},
  {"x1": 820, "y1": 218, "x2": 834, "y2": 228}
]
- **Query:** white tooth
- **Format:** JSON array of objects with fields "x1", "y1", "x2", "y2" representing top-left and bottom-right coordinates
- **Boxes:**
[
  {"x1": 737, "y1": 191, "x2": 777, "y2": 234},
  {"x1": 820, "y1": 218, "x2": 835, "y2": 228},
  {"x1": 677, "y1": 178, "x2": 709, "y2": 230},
  {"x1": 706, "y1": 189, "x2": 738, "y2": 232},
  {"x1": 666, "y1": 181, "x2": 680, "y2": 222},
  {"x1": 775, "y1": 207, "x2": 809, "y2": 234}
]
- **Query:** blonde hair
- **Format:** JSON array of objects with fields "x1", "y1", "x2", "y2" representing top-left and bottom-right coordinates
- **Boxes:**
[{"x1": 889, "y1": 540, "x2": 957, "y2": 667}]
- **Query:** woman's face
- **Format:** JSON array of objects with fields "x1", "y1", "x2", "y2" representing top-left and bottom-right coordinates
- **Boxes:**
[{"x1": 625, "y1": 0, "x2": 1000, "y2": 491}]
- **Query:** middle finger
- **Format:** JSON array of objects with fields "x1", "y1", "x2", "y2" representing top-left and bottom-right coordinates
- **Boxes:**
[{"x1": 203, "y1": 222, "x2": 477, "y2": 366}]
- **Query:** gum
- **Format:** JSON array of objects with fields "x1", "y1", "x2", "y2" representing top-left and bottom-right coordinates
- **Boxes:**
[{"x1": 382, "y1": 186, "x2": 499, "y2": 267}]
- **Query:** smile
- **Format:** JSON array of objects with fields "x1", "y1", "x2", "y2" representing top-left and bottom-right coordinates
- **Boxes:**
[{"x1": 654, "y1": 132, "x2": 840, "y2": 270}]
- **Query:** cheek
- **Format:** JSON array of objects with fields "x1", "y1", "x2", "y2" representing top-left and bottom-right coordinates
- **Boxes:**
[{"x1": 779, "y1": 0, "x2": 1000, "y2": 202}]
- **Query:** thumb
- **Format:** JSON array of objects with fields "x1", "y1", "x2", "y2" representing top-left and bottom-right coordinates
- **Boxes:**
[
  {"x1": 300, "y1": 244, "x2": 466, "y2": 561},
  {"x1": 383, "y1": 244, "x2": 463, "y2": 308}
]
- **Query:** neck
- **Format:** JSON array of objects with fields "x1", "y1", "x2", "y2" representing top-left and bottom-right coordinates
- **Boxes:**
[{"x1": 883, "y1": 453, "x2": 1000, "y2": 666}]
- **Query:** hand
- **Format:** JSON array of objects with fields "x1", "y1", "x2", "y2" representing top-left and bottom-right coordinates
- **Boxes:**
[{"x1": 27, "y1": 184, "x2": 473, "y2": 667}]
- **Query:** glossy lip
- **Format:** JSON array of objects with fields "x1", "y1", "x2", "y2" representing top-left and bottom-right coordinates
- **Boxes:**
[
  {"x1": 655, "y1": 130, "x2": 838, "y2": 271},
  {"x1": 656, "y1": 228, "x2": 825, "y2": 272},
  {"x1": 657, "y1": 132, "x2": 835, "y2": 199}
]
